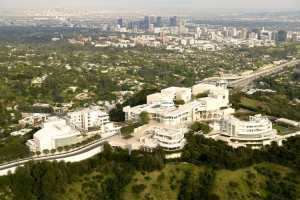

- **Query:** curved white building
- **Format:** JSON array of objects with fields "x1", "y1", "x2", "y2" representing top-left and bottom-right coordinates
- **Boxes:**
[
  {"x1": 152, "y1": 127, "x2": 186, "y2": 151},
  {"x1": 139, "y1": 126, "x2": 186, "y2": 151},
  {"x1": 220, "y1": 114, "x2": 277, "y2": 148},
  {"x1": 26, "y1": 107, "x2": 120, "y2": 152},
  {"x1": 26, "y1": 117, "x2": 82, "y2": 152}
]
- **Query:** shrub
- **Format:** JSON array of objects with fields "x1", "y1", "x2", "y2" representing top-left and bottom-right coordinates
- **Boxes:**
[{"x1": 132, "y1": 184, "x2": 147, "y2": 194}]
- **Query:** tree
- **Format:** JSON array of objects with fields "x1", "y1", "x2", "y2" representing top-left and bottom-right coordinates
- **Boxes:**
[
  {"x1": 190, "y1": 122, "x2": 211, "y2": 134},
  {"x1": 132, "y1": 184, "x2": 146, "y2": 194},
  {"x1": 140, "y1": 111, "x2": 150, "y2": 125},
  {"x1": 174, "y1": 99, "x2": 185, "y2": 106},
  {"x1": 57, "y1": 147, "x2": 63, "y2": 153},
  {"x1": 43, "y1": 149, "x2": 49, "y2": 155},
  {"x1": 195, "y1": 92, "x2": 209, "y2": 99}
]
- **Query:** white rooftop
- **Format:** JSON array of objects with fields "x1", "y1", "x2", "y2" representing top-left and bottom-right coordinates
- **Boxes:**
[{"x1": 35, "y1": 117, "x2": 80, "y2": 140}]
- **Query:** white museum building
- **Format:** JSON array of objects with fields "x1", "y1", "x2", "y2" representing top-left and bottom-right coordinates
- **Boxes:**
[
  {"x1": 123, "y1": 81, "x2": 234, "y2": 127},
  {"x1": 27, "y1": 106, "x2": 120, "y2": 152},
  {"x1": 217, "y1": 114, "x2": 277, "y2": 148}
]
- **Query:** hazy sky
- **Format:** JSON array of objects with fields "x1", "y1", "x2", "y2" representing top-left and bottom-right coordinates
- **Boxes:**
[{"x1": 1, "y1": 0, "x2": 300, "y2": 12}]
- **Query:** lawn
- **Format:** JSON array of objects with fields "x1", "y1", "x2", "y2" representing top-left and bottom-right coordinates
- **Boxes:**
[
  {"x1": 240, "y1": 97, "x2": 271, "y2": 113},
  {"x1": 273, "y1": 123, "x2": 300, "y2": 135}
]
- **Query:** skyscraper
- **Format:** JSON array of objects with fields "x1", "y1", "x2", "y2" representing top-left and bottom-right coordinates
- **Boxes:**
[
  {"x1": 156, "y1": 16, "x2": 162, "y2": 27},
  {"x1": 170, "y1": 16, "x2": 178, "y2": 27},
  {"x1": 117, "y1": 18, "x2": 123, "y2": 27},
  {"x1": 144, "y1": 16, "x2": 150, "y2": 30},
  {"x1": 277, "y1": 30, "x2": 288, "y2": 42}
]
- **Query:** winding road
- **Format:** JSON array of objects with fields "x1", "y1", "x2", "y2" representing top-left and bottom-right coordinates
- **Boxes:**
[{"x1": 0, "y1": 135, "x2": 116, "y2": 174}]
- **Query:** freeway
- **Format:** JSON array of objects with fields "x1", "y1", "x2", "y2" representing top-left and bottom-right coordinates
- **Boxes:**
[
  {"x1": 0, "y1": 135, "x2": 115, "y2": 173},
  {"x1": 229, "y1": 59, "x2": 300, "y2": 88}
]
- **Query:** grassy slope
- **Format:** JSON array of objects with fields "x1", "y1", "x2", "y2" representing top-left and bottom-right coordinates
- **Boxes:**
[
  {"x1": 61, "y1": 171, "x2": 104, "y2": 200},
  {"x1": 122, "y1": 163, "x2": 204, "y2": 200},
  {"x1": 213, "y1": 163, "x2": 293, "y2": 200},
  {"x1": 60, "y1": 163, "x2": 299, "y2": 200},
  {"x1": 240, "y1": 97, "x2": 270, "y2": 112}
]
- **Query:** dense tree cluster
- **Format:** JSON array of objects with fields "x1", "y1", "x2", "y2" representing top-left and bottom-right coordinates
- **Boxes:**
[
  {"x1": 0, "y1": 143, "x2": 165, "y2": 200},
  {"x1": 0, "y1": 134, "x2": 298, "y2": 199},
  {"x1": 231, "y1": 91, "x2": 300, "y2": 121},
  {"x1": 0, "y1": 130, "x2": 36, "y2": 163},
  {"x1": 190, "y1": 122, "x2": 212, "y2": 134},
  {"x1": 255, "y1": 166, "x2": 299, "y2": 200},
  {"x1": 181, "y1": 134, "x2": 300, "y2": 171},
  {"x1": 178, "y1": 168, "x2": 219, "y2": 200}
]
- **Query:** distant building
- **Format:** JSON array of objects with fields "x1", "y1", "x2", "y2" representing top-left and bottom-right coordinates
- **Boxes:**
[
  {"x1": 10, "y1": 128, "x2": 32, "y2": 137},
  {"x1": 277, "y1": 30, "x2": 288, "y2": 42},
  {"x1": 117, "y1": 18, "x2": 123, "y2": 27},
  {"x1": 169, "y1": 16, "x2": 179, "y2": 27},
  {"x1": 156, "y1": 16, "x2": 162, "y2": 27},
  {"x1": 144, "y1": 16, "x2": 151, "y2": 31},
  {"x1": 19, "y1": 113, "x2": 50, "y2": 128}
]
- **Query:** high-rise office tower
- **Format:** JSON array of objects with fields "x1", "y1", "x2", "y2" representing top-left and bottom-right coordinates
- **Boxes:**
[
  {"x1": 277, "y1": 30, "x2": 288, "y2": 42},
  {"x1": 117, "y1": 18, "x2": 123, "y2": 27},
  {"x1": 169, "y1": 16, "x2": 178, "y2": 27},
  {"x1": 144, "y1": 16, "x2": 151, "y2": 30},
  {"x1": 156, "y1": 16, "x2": 162, "y2": 27}
]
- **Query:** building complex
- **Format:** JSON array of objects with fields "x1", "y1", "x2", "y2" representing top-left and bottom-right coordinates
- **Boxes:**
[
  {"x1": 124, "y1": 81, "x2": 234, "y2": 127},
  {"x1": 25, "y1": 81, "x2": 298, "y2": 153},
  {"x1": 122, "y1": 80, "x2": 297, "y2": 150},
  {"x1": 27, "y1": 106, "x2": 120, "y2": 152},
  {"x1": 123, "y1": 81, "x2": 235, "y2": 151}
]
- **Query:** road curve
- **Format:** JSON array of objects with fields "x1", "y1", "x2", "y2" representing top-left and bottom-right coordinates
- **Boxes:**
[{"x1": 0, "y1": 136, "x2": 114, "y2": 171}]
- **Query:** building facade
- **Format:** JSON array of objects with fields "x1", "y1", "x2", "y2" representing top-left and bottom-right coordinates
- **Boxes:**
[
  {"x1": 67, "y1": 106, "x2": 110, "y2": 131},
  {"x1": 123, "y1": 81, "x2": 233, "y2": 126},
  {"x1": 27, "y1": 107, "x2": 120, "y2": 152},
  {"x1": 26, "y1": 117, "x2": 82, "y2": 152},
  {"x1": 139, "y1": 126, "x2": 186, "y2": 151},
  {"x1": 219, "y1": 114, "x2": 277, "y2": 148}
]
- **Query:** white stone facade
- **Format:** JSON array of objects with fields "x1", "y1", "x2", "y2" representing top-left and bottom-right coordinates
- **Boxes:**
[
  {"x1": 219, "y1": 114, "x2": 277, "y2": 148},
  {"x1": 26, "y1": 117, "x2": 82, "y2": 152},
  {"x1": 123, "y1": 81, "x2": 233, "y2": 126},
  {"x1": 27, "y1": 107, "x2": 120, "y2": 152},
  {"x1": 67, "y1": 106, "x2": 110, "y2": 131},
  {"x1": 139, "y1": 125, "x2": 187, "y2": 151}
]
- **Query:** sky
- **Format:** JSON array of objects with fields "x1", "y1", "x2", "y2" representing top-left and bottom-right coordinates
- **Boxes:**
[{"x1": 1, "y1": 0, "x2": 300, "y2": 13}]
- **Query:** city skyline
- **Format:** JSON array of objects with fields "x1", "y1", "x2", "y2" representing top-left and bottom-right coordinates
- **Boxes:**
[{"x1": 1, "y1": 0, "x2": 300, "y2": 13}]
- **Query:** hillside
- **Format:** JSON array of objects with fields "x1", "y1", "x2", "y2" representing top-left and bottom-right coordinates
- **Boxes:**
[
  {"x1": 1, "y1": 135, "x2": 299, "y2": 200},
  {"x1": 61, "y1": 162, "x2": 300, "y2": 200}
]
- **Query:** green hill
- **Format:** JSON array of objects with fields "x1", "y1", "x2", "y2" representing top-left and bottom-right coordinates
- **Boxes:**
[{"x1": 61, "y1": 162, "x2": 300, "y2": 200}]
